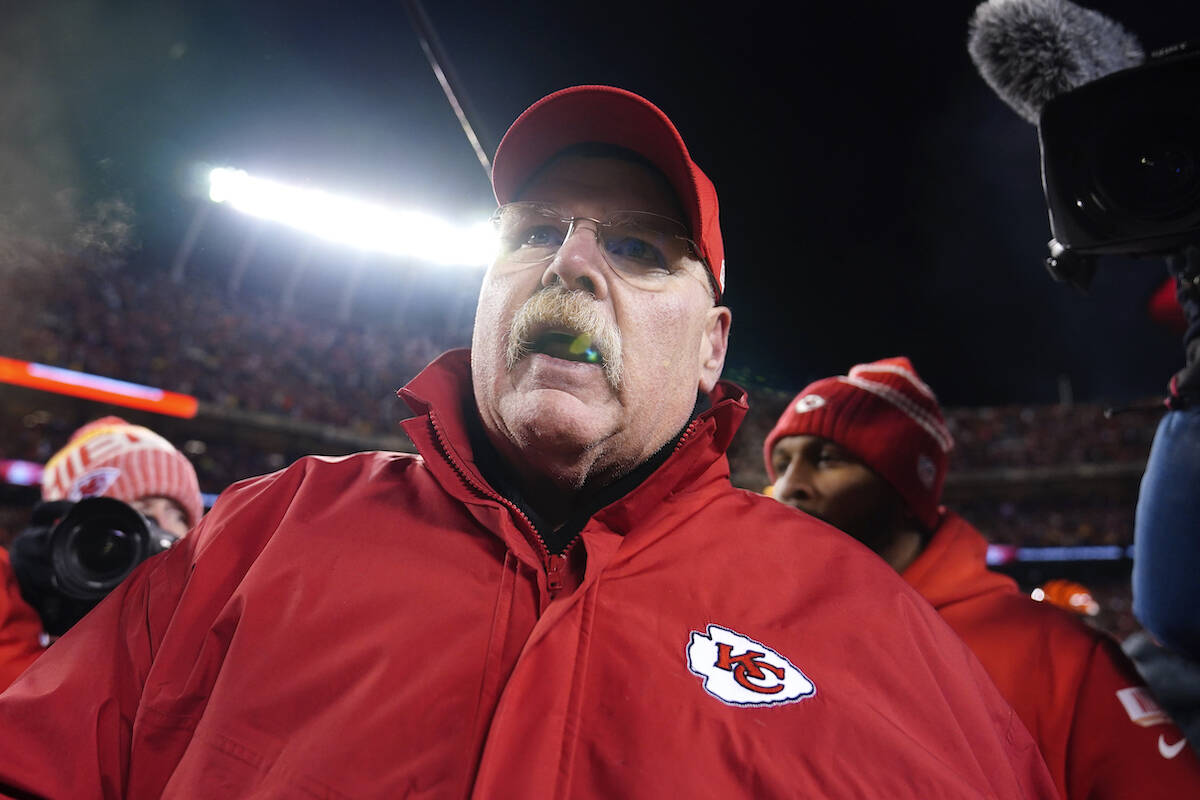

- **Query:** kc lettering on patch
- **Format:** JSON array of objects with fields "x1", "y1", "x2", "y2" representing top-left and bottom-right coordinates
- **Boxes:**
[{"x1": 687, "y1": 624, "x2": 815, "y2": 708}]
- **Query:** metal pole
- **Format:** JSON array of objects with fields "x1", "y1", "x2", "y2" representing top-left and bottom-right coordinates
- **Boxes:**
[{"x1": 402, "y1": 0, "x2": 494, "y2": 180}]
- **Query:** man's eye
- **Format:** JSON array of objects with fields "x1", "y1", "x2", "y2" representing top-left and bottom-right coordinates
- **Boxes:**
[
  {"x1": 605, "y1": 235, "x2": 667, "y2": 270},
  {"x1": 518, "y1": 225, "x2": 565, "y2": 248}
]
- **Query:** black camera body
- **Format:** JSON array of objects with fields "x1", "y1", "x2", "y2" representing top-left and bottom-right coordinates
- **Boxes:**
[
  {"x1": 1039, "y1": 46, "x2": 1200, "y2": 284},
  {"x1": 11, "y1": 497, "x2": 179, "y2": 636}
]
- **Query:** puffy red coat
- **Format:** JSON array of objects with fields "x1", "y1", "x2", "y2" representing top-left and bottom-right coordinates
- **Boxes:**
[
  {"x1": 0, "y1": 549, "x2": 43, "y2": 691},
  {"x1": 0, "y1": 351, "x2": 1056, "y2": 798},
  {"x1": 903, "y1": 511, "x2": 1200, "y2": 799}
]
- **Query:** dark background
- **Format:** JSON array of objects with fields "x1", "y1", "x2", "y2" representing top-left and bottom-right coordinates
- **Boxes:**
[{"x1": 6, "y1": 0, "x2": 1200, "y2": 406}]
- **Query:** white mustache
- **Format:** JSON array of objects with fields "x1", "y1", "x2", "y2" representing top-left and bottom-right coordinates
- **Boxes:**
[{"x1": 506, "y1": 286, "x2": 623, "y2": 391}]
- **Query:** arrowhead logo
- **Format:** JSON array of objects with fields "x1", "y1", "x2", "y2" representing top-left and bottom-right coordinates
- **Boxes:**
[
  {"x1": 687, "y1": 624, "x2": 815, "y2": 708},
  {"x1": 793, "y1": 395, "x2": 826, "y2": 414},
  {"x1": 1160, "y1": 735, "x2": 1188, "y2": 760},
  {"x1": 68, "y1": 467, "x2": 122, "y2": 501}
]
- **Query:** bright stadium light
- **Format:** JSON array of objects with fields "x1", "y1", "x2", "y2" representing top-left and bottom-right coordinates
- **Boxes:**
[{"x1": 207, "y1": 167, "x2": 496, "y2": 267}]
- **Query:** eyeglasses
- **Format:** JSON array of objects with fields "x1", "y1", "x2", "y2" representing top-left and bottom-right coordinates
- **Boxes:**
[{"x1": 490, "y1": 201, "x2": 709, "y2": 292}]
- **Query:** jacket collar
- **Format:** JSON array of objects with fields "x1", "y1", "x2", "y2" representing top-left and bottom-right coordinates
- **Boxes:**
[
  {"x1": 397, "y1": 349, "x2": 748, "y2": 535},
  {"x1": 901, "y1": 510, "x2": 1017, "y2": 609}
]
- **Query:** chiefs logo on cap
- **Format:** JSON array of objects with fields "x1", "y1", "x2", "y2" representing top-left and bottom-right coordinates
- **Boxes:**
[
  {"x1": 687, "y1": 624, "x2": 815, "y2": 707},
  {"x1": 793, "y1": 395, "x2": 826, "y2": 414}
]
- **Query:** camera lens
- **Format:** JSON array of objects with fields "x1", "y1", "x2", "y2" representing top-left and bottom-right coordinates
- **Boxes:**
[
  {"x1": 49, "y1": 497, "x2": 151, "y2": 599},
  {"x1": 73, "y1": 526, "x2": 137, "y2": 579},
  {"x1": 1093, "y1": 116, "x2": 1200, "y2": 220}
]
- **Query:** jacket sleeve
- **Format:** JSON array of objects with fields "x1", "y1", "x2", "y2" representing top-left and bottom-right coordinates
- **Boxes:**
[
  {"x1": 0, "y1": 462, "x2": 298, "y2": 800},
  {"x1": 0, "y1": 549, "x2": 44, "y2": 692},
  {"x1": 1066, "y1": 635, "x2": 1200, "y2": 799},
  {"x1": 1133, "y1": 407, "x2": 1200, "y2": 659}
]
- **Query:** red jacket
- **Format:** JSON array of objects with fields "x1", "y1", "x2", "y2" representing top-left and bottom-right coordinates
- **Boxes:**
[
  {"x1": 903, "y1": 511, "x2": 1200, "y2": 799},
  {"x1": 0, "y1": 549, "x2": 42, "y2": 691},
  {"x1": 0, "y1": 351, "x2": 1056, "y2": 799}
]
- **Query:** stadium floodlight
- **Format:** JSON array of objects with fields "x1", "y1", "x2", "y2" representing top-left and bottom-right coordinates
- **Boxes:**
[{"x1": 208, "y1": 167, "x2": 496, "y2": 267}]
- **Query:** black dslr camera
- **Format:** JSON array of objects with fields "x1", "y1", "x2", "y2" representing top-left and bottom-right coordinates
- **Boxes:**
[
  {"x1": 10, "y1": 497, "x2": 180, "y2": 636},
  {"x1": 1040, "y1": 45, "x2": 1200, "y2": 287}
]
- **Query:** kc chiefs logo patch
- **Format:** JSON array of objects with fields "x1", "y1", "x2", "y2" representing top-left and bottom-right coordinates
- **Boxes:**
[
  {"x1": 68, "y1": 467, "x2": 122, "y2": 501},
  {"x1": 687, "y1": 624, "x2": 815, "y2": 707}
]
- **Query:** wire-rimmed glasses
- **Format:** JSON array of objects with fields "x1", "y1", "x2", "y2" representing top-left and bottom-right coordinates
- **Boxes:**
[{"x1": 491, "y1": 201, "x2": 708, "y2": 292}]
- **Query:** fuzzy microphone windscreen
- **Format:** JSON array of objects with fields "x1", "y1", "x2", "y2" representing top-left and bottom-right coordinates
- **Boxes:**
[{"x1": 968, "y1": 0, "x2": 1144, "y2": 123}]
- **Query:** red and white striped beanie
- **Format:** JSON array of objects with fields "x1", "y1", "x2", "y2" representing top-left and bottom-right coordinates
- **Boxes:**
[
  {"x1": 41, "y1": 416, "x2": 203, "y2": 528},
  {"x1": 763, "y1": 357, "x2": 954, "y2": 531}
]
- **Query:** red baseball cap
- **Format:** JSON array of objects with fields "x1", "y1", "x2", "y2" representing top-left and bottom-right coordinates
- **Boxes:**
[{"x1": 492, "y1": 85, "x2": 725, "y2": 297}]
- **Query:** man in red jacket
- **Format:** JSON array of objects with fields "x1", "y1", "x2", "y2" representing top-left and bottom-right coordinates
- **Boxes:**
[
  {"x1": 765, "y1": 355, "x2": 1200, "y2": 799},
  {"x1": 0, "y1": 88, "x2": 1056, "y2": 798}
]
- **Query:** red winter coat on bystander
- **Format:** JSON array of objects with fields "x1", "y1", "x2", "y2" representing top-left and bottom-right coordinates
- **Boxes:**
[{"x1": 904, "y1": 511, "x2": 1200, "y2": 799}]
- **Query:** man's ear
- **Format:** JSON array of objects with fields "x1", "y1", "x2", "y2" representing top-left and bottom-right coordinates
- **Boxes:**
[{"x1": 698, "y1": 305, "x2": 732, "y2": 394}]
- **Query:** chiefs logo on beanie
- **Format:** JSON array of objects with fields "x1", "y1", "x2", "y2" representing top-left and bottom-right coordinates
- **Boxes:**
[
  {"x1": 763, "y1": 357, "x2": 953, "y2": 531},
  {"x1": 41, "y1": 416, "x2": 204, "y2": 529}
]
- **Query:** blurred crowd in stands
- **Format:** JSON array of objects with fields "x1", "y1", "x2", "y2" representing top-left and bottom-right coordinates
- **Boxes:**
[
  {"x1": 946, "y1": 404, "x2": 1157, "y2": 470},
  {"x1": 0, "y1": 408, "x2": 311, "y2": 500},
  {"x1": 1, "y1": 259, "x2": 464, "y2": 437},
  {"x1": 954, "y1": 496, "x2": 1135, "y2": 548}
]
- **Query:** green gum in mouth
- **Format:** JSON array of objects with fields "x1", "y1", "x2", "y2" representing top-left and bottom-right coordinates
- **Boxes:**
[
  {"x1": 533, "y1": 331, "x2": 602, "y2": 364},
  {"x1": 569, "y1": 333, "x2": 601, "y2": 364}
]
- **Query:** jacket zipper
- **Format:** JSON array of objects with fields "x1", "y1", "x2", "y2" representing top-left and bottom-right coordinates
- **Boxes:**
[
  {"x1": 672, "y1": 418, "x2": 701, "y2": 456},
  {"x1": 545, "y1": 553, "x2": 568, "y2": 593},
  {"x1": 428, "y1": 411, "x2": 570, "y2": 595},
  {"x1": 543, "y1": 418, "x2": 701, "y2": 590},
  {"x1": 428, "y1": 412, "x2": 704, "y2": 596}
]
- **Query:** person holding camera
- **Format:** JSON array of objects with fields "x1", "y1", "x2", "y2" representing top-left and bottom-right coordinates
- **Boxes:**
[
  {"x1": 764, "y1": 356, "x2": 1200, "y2": 799},
  {"x1": 1, "y1": 416, "x2": 203, "y2": 683}
]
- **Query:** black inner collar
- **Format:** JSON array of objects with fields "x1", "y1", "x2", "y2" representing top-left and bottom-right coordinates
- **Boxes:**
[{"x1": 466, "y1": 393, "x2": 710, "y2": 554}]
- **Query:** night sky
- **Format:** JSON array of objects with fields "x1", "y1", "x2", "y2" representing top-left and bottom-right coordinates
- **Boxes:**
[{"x1": 6, "y1": 0, "x2": 1200, "y2": 406}]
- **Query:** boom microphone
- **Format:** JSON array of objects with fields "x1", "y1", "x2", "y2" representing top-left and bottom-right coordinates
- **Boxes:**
[{"x1": 967, "y1": 0, "x2": 1144, "y2": 123}]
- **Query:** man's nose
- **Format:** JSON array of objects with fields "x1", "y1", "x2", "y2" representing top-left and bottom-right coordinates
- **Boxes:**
[
  {"x1": 775, "y1": 462, "x2": 816, "y2": 506},
  {"x1": 541, "y1": 221, "x2": 611, "y2": 299}
]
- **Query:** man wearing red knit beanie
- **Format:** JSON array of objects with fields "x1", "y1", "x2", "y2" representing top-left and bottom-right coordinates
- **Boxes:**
[{"x1": 764, "y1": 356, "x2": 1200, "y2": 799}]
